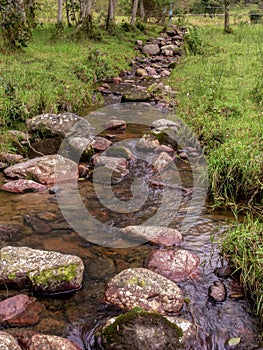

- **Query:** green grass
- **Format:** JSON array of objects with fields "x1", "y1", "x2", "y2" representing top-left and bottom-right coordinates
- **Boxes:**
[
  {"x1": 219, "y1": 216, "x2": 263, "y2": 323},
  {"x1": 168, "y1": 24, "x2": 263, "y2": 212}
]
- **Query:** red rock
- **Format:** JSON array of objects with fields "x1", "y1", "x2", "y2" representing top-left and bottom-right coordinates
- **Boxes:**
[
  {"x1": 29, "y1": 334, "x2": 82, "y2": 350},
  {"x1": 147, "y1": 249, "x2": 200, "y2": 283},
  {"x1": 0, "y1": 294, "x2": 43, "y2": 327},
  {"x1": 1, "y1": 179, "x2": 47, "y2": 193},
  {"x1": 91, "y1": 136, "x2": 112, "y2": 152},
  {"x1": 2, "y1": 153, "x2": 24, "y2": 164}
]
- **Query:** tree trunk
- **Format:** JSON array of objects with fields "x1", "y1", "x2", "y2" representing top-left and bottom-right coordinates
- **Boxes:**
[
  {"x1": 224, "y1": 0, "x2": 231, "y2": 32},
  {"x1": 57, "y1": 0, "x2": 63, "y2": 25},
  {"x1": 130, "y1": 0, "x2": 139, "y2": 27},
  {"x1": 106, "y1": 0, "x2": 117, "y2": 31},
  {"x1": 74, "y1": 0, "x2": 93, "y2": 36},
  {"x1": 139, "y1": 0, "x2": 145, "y2": 21}
]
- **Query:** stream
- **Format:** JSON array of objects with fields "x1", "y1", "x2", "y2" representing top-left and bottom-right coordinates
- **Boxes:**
[{"x1": 0, "y1": 103, "x2": 262, "y2": 349}]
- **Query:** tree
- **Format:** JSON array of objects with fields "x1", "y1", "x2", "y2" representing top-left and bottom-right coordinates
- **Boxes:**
[
  {"x1": 0, "y1": 0, "x2": 32, "y2": 48},
  {"x1": 106, "y1": 0, "x2": 117, "y2": 31},
  {"x1": 130, "y1": 0, "x2": 139, "y2": 26},
  {"x1": 223, "y1": 0, "x2": 231, "y2": 32}
]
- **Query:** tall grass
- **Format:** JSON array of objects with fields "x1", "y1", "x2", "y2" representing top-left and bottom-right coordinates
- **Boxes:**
[{"x1": 168, "y1": 24, "x2": 263, "y2": 212}]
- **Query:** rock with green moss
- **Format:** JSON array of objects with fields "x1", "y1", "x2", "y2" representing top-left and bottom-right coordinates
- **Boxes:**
[
  {"x1": 104, "y1": 268, "x2": 184, "y2": 315},
  {"x1": 0, "y1": 246, "x2": 84, "y2": 293},
  {"x1": 97, "y1": 310, "x2": 184, "y2": 350}
]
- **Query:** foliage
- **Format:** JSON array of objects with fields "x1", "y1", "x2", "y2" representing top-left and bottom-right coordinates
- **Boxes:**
[
  {"x1": 184, "y1": 26, "x2": 203, "y2": 55},
  {"x1": 219, "y1": 216, "x2": 263, "y2": 322}
]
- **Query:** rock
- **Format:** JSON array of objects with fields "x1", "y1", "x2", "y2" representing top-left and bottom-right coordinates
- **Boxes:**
[
  {"x1": 163, "y1": 49, "x2": 174, "y2": 57},
  {"x1": 65, "y1": 137, "x2": 94, "y2": 161},
  {"x1": 146, "y1": 249, "x2": 200, "y2": 283},
  {"x1": 0, "y1": 224, "x2": 24, "y2": 245},
  {"x1": 135, "y1": 68, "x2": 148, "y2": 77},
  {"x1": 8, "y1": 130, "x2": 28, "y2": 141},
  {"x1": 105, "y1": 146, "x2": 135, "y2": 162},
  {"x1": 26, "y1": 113, "x2": 90, "y2": 138},
  {"x1": 99, "y1": 310, "x2": 183, "y2": 350},
  {"x1": 0, "y1": 331, "x2": 22, "y2": 350},
  {"x1": 0, "y1": 294, "x2": 43, "y2": 327},
  {"x1": 4, "y1": 155, "x2": 78, "y2": 185},
  {"x1": 104, "y1": 268, "x2": 184, "y2": 315},
  {"x1": 145, "y1": 66, "x2": 158, "y2": 76},
  {"x1": 166, "y1": 316, "x2": 198, "y2": 347},
  {"x1": 92, "y1": 156, "x2": 129, "y2": 184},
  {"x1": 104, "y1": 119, "x2": 126, "y2": 131},
  {"x1": 152, "y1": 152, "x2": 174, "y2": 172},
  {"x1": 120, "y1": 226, "x2": 183, "y2": 246},
  {"x1": 215, "y1": 265, "x2": 232, "y2": 278},
  {"x1": 23, "y1": 215, "x2": 52, "y2": 233},
  {"x1": 78, "y1": 164, "x2": 89, "y2": 178},
  {"x1": 0, "y1": 246, "x2": 84, "y2": 293},
  {"x1": 160, "y1": 69, "x2": 171, "y2": 77},
  {"x1": 121, "y1": 89, "x2": 151, "y2": 102},
  {"x1": 1, "y1": 179, "x2": 47, "y2": 193},
  {"x1": 136, "y1": 134, "x2": 160, "y2": 151},
  {"x1": 136, "y1": 40, "x2": 143, "y2": 46},
  {"x1": 142, "y1": 44, "x2": 160, "y2": 55},
  {"x1": 208, "y1": 281, "x2": 227, "y2": 302},
  {"x1": 1, "y1": 153, "x2": 24, "y2": 165},
  {"x1": 29, "y1": 334, "x2": 81, "y2": 350},
  {"x1": 0, "y1": 162, "x2": 8, "y2": 170},
  {"x1": 91, "y1": 136, "x2": 112, "y2": 152},
  {"x1": 151, "y1": 119, "x2": 180, "y2": 132}
]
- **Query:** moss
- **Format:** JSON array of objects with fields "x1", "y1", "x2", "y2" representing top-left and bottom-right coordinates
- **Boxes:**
[
  {"x1": 105, "y1": 146, "x2": 130, "y2": 159},
  {"x1": 8, "y1": 272, "x2": 17, "y2": 280},
  {"x1": 102, "y1": 310, "x2": 183, "y2": 350},
  {"x1": 126, "y1": 276, "x2": 146, "y2": 288},
  {"x1": 30, "y1": 263, "x2": 78, "y2": 286}
]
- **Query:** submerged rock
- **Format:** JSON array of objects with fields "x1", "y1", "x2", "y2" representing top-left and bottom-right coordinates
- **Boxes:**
[
  {"x1": 98, "y1": 310, "x2": 183, "y2": 350},
  {"x1": 4, "y1": 155, "x2": 78, "y2": 185},
  {"x1": 1, "y1": 179, "x2": 47, "y2": 193},
  {"x1": 208, "y1": 281, "x2": 227, "y2": 302},
  {"x1": 120, "y1": 226, "x2": 183, "y2": 246},
  {"x1": 104, "y1": 119, "x2": 126, "y2": 131},
  {"x1": 0, "y1": 294, "x2": 43, "y2": 327},
  {"x1": 152, "y1": 152, "x2": 174, "y2": 172},
  {"x1": 0, "y1": 331, "x2": 22, "y2": 350},
  {"x1": 92, "y1": 156, "x2": 129, "y2": 184},
  {"x1": 28, "y1": 334, "x2": 81, "y2": 350},
  {"x1": 0, "y1": 246, "x2": 84, "y2": 293},
  {"x1": 146, "y1": 249, "x2": 200, "y2": 283},
  {"x1": 0, "y1": 224, "x2": 25, "y2": 245},
  {"x1": 104, "y1": 267, "x2": 184, "y2": 315}
]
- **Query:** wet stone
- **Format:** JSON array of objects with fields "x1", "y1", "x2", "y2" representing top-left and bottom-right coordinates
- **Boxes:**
[
  {"x1": 152, "y1": 152, "x2": 174, "y2": 172},
  {"x1": 215, "y1": 265, "x2": 232, "y2": 278},
  {"x1": 0, "y1": 331, "x2": 22, "y2": 350},
  {"x1": 104, "y1": 119, "x2": 126, "y2": 131},
  {"x1": 28, "y1": 334, "x2": 81, "y2": 350},
  {"x1": 208, "y1": 281, "x2": 227, "y2": 302},
  {"x1": 92, "y1": 156, "x2": 129, "y2": 184},
  {"x1": 91, "y1": 136, "x2": 112, "y2": 152},
  {"x1": 1, "y1": 179, "x2": 47, "y2": 193},
  {"x1": 120, "y1": 226, "x2": 183, "y2": 247},
  {"x1": 0, "y1": 294, "x2": 43, "y2": 327},
  {"x1": 104, "y1": 267, "x2": 184, "y2": 315},
  {"x1": 24, "y1": 215, "x2": 52, "y2": 233},
  {"x1": 0, "y1": 246, "x2": 84, "y2": 293},
  {"x1": 146, "y1": 249, "x2": 200, "y2": 283},
  {"x1": 0, "y1": 224, "x2": 25, "y2": 245}
]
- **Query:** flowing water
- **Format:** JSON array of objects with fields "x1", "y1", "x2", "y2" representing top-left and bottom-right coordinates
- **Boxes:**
[{"x1": 0, "y1": 103, "x2": 262, "y2": 349}]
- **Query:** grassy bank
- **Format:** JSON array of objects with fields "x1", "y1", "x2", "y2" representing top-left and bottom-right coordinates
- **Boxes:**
[{"x1": 168, "y1": 24, "x2": 262, "y2": 213}]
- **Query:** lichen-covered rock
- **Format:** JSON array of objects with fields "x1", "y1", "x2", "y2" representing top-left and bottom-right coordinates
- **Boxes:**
[
  {"x1": 28, "y1": 334, "x2": 81, "y2": 350},
  {"x1": 4, "y1": 155, "x2": 78, "y2": 185},
  {"x1": 26, "y1": 113, "x2": 90, "y2": 138},
  {"x1": 104, "y1": 268, "x2": 184, "y2": 315},
  {"x1": 1, "y1": 179, "x2": 47, "y2": 193},
  {"x1": 0, "y1": 294, "x2": 43, "y2": 327},
  {"x1": 120, "y1": 226, "x2": 183, "y2": 247},
  {"x1": 121, "y1": 89, "x2": 151, "y2": 102},
  {"x1": 98, "y1": 310, "x2": 183, "y2": 350},
  {"x1": 0, "y1": 331, "x2": 22, "y2": 350},
  {"x1": 0, "y1": 246, "x2": 84, "y2": 293},
  {"x1": 146, "y1": 249, "x2": 200, "y2": 283}
]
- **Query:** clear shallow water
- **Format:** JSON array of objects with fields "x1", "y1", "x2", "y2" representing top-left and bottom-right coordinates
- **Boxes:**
[{"x1": 0, "y1": 103, "x2": 262, "y2": 349}]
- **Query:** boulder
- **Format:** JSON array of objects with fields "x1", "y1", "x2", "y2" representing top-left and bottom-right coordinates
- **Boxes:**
[
  {"x1": 0, "y1": 294, "x2": 42, "y2": 327},
  {"x1": 4, "y1": 155, "x2": 78, "y2": 185},
  {"x1": 104, "y1": 268, "x2": 184, "y2": 315},
  {"x1": 0, "y1": 246, "x2": 84, "y2": 293},
  {"x1": 1, "y1": 179, "x2": 47, "y2": 193},
  {"x1": 120, "y1": 226, "x2": 183, "y2": 246},
  {"x1": 142, "y1": 44, "x2": 160, "y2": 55},
  {"x1": 29, "y1": 334, "x2": 81, "y2": 350},
  {"x1": 0, "y1": 331, "x2": 22, "y2": 350},
  {"x1": 91, "y1": 136, "x2": 112, "y2": 152},
  {"x1": 146, "y1": 249, "x2": 200, "y2": 283},
  {"x1": 26, "y1": 113, "x2": 90, "y2": 138},
  {"x1": 1, "y1": 153, "x2": 24, "y2": 165},
  {"x1": 65, "y1": 137, "x2": 94, "y2": 161},
  {"x1": 121, "y1": 89, "x2": 151, "y2": 103}
]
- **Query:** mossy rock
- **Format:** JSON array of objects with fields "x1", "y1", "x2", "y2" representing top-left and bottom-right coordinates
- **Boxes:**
[{"x1": 101, "y1": 310, "x2": 184, "y2": 350}]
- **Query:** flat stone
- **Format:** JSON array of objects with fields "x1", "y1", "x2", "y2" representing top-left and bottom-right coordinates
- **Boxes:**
[
  {"x1": 120, "y1": 226, "x2": 183, "y2": 246},
  {"x1": 0, "y1": 294, "x2": 42, "y2": 327},
  {"x1": 4, "y1": 155, "x2": 78, "y2": 185},
  {"x1": 28, "y1": 334, "x2": 81, "y2": 350},
  {"x1": 104, "y1": 267, "x2": 184, "y2": 315},
  {"x1": 0, "y1": 331, "x2": 22, "y2": 350},
  {"x1": 146, "y1": 249, "x2": 200, "y2": 283},
  {"x1": 2, "y1": 153, "x2": 24, "y2": 165},
  {"x1": 104, "y1": 119, "x2": 126, "y2": 131},
  {"x1": 1, "y1": 179, "x2": 47, "y2": 193},
  {"x1": 0, "y1": 246, "x2": 84, "y2": 293},
  {"x1": 121, "y1": 89, "x2": 151, "y2": 102},
  {"x1": 26, "y1": 113, "x2": 90, "y2": 138},
  {"x1": 151, "y1": 119, "x2": 180, "y2": 132},
  {"x1": 142, "y1": 44, "x2": 160, "y2": 55},
  {"x1": 91, "y1": 136, "x2": 112, "y2": 152}
]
